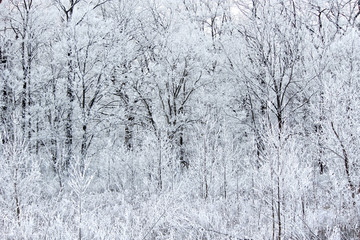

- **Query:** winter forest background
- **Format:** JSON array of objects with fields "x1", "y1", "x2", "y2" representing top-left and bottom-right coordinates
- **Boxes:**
[{"x1": 1, "y1": 0, "x2": 360, "y2": 239}]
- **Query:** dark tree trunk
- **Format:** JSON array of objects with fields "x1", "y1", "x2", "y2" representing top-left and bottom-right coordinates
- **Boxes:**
[
  {"x1": 125, "y1": 110, "x2": 134, "y2": 151},
  {"x1": 0, "y1": 50, "x2": 13, "y2": 143},
  {"x1": 65, "y1": 58, "x2": 74, "y2": 168},
  {"x1": 80, "y1": 124, "x2": 87, "y2": 173},
  {"x1": 179, "y1": 131, "x2": 187, "y2": 169}
]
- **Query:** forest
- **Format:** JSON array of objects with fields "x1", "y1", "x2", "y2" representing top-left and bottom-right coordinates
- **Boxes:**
[{"x1": 0, "y1": 0, "x2": 360, "y2": 239}]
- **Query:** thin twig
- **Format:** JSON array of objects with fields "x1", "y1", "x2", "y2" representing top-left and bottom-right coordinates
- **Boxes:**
[{"x1": 141, "y1": 211, "x2": 167, "y2": 240}]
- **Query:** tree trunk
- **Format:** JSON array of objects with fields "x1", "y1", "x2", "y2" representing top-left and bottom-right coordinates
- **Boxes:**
[
  {"x1": 80, "y1": 124, "x2": 87, "y2": 173},
  {"x1": 179, "y1": 130, "x2": 187, "y2": 169},
  {"x1": 125, "y1": 111, "x2": 134, "y2": 151},
  {"x1": 0, "y1": 49, "x2": 13, "y2": 143},
  {"x1": 158, "y1": 136, "x2": 162, "y2": 190},
  {"x1": 65, "y1": 50, "x2": 74, "y2": 168}
]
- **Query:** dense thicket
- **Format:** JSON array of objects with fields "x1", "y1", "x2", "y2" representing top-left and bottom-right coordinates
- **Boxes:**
[{"x1": 1, "y1": 0, "x2": 360, "y2": 239}]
